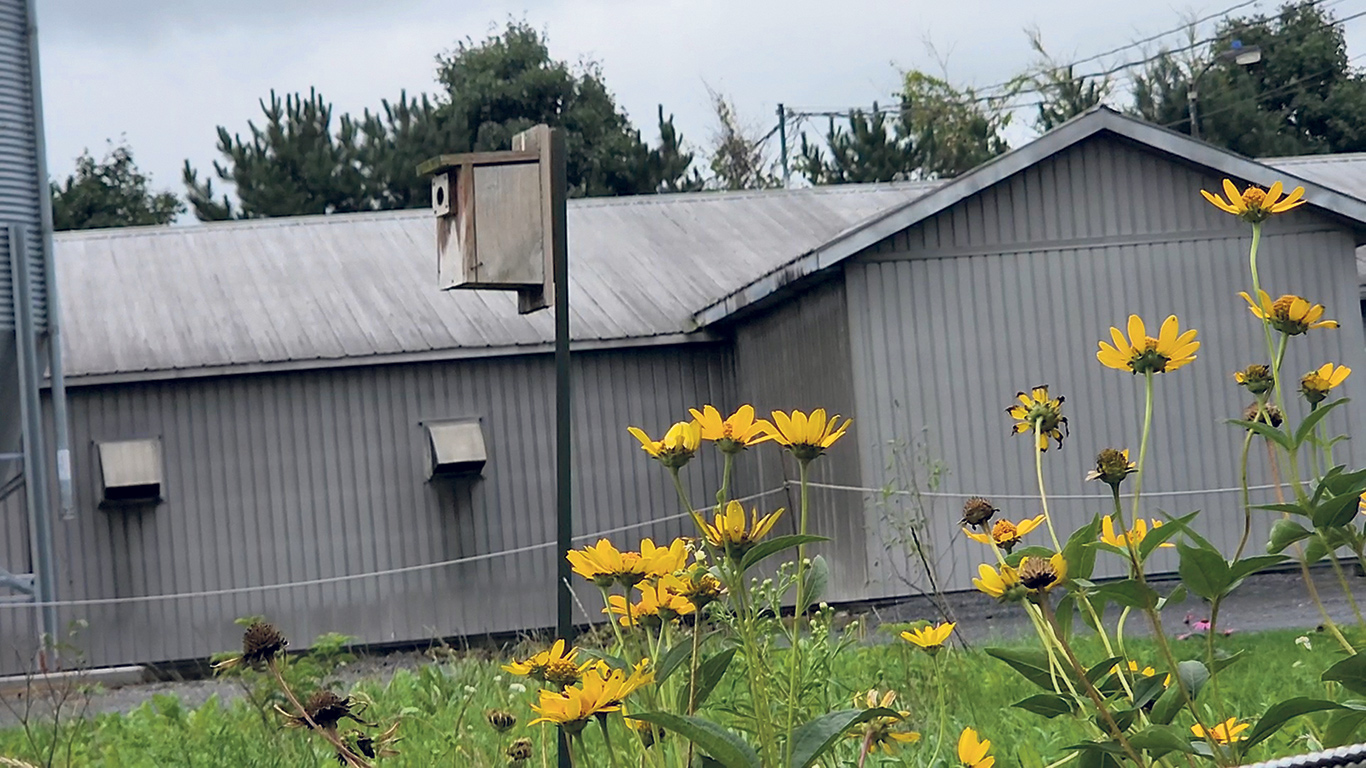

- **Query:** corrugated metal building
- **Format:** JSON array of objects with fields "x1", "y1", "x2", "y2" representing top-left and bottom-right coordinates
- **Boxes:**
[{"x1": 5, "y1": 107, "x2": 1366, "y2": 672}]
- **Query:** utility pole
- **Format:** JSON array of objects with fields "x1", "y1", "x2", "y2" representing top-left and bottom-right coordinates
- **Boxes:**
[{"x1": 777, "y1": 103, "x2": 790, "y2": 187}]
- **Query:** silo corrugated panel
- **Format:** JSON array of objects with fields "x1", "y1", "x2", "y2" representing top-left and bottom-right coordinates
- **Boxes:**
[{"x1": 0, "y1": 0, "x2": 45, "y2": 331}]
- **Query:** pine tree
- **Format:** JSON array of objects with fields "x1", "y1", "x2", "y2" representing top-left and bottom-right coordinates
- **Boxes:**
[{"x1": 796, "y1": 105, "x2": 918, "y2": 184}]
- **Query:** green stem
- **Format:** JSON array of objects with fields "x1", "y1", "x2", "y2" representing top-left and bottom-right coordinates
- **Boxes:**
[
  {"x1": 1322, "y1": 537, "x2": 1366, "y2": 628},
  {"x1": 717, "y1": 453, "x2": 733, "y2": 509},
  {"x1": 599, "y1": 586, "x2": 628, "y2": 654},
  {"x1": 1233, "y1": 430, "x2": 1256, "y2": 562},
  {"x1": 669, "y1": 468, "x2": 704, "y2": 535},
  {"x1": 597, "y1": 716, "x2": 620, "y2": 768},
  {"x1": 684, "y1": 613, "x2": 703, "y2": 768},
  {"x1": 783, "y1": 460, "x2": 813, "y2": 766},
  {"x1": 1131, "y1": 371, "x2": 1156, "y2": 520},
  {"x1": 928, "y1": 654, "x2": 947, "y2": 768},
  {"x1": 1033, "y1": 417, "x2": 1063, "y2": 551}
]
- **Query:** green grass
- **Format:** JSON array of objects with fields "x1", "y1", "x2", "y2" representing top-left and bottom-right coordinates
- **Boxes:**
[{"x1": 0, "y1": 627, "x2": 1352, "y2": 767}]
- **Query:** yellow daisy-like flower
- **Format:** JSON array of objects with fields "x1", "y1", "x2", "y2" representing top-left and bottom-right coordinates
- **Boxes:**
[
  {"x1": 1192, "y1": 717, "x2": 1250, "y2": 745},
  {"x1": 900, "y1": 622, "x2": 955, "y2": 654},
  {"x1": 848, "y1": 690, "x2": 920, "y2": 753},
  {"x1": 1018, "y1": 553, "x2": 1067, "y2": 593},
  {"x1": 699, "y1": 499, "x2": 784, "y2": 558},
  {"x1": 1301, "y1": 363, "x2": 1351, "y2": 406},
  {"x1": 958, "y1": 727, "x2": 995, "y2": 768},
  {"x1": 768, "y1": 408, "x2": 851, "y2": 463},
  {"x1": 639, "y1": 538, "x2": 688, "y2": 580},
  {"x1": 528, "y1": 674, "x2": 621, "y2": 734},
  {"x1": 565, "y1": 539, "x2": 648, "y2": 588},
  {"x1": 972, "y1": 563, "x2": 1021, "y2": 600},
  {"x1": 503, "y1": 639, "x2": 587, "y2": 682},
  {"x1": 675, "y1": 563, "x2": 725, "y2": 610},
  {"x1": 1234, "y1": 364, "x2": 1274, "y2": 395},
  {"x1": 627, "y1": 421, "x2": 702, "y2": 469},
  {"x1": 688, "y1": 404, "x2": 774, "y2": 454},
  {"x1": 1100, "y1": 516, "x2": 1173, "y2": 551},
  {"x1": 605, "y1": 577, "x2": 694, "y2": 627},
  {"x1": 964, "y1": 516, "x2": 1044, "y2": 554},
  {"x1": 1359, "y1": 491, "x2": 1366, "y2": 516},
  {"x1": 1007, "y1": 386, "x2": 1068, "y2": 451},
  {"x1": 1097, "y1": 315, "x2": 1199, "y2": 375},
  {"x1": 1239, "y1": 290, "x2": 1338, "y2": 336},
  {"x1": 1110, "y1": 660, "x2": 1172, "y2": 687},
  {"x1": 1085, "y1": 448, "x2": 1137, "y2": 487},
  {"x1": 1201, "y1": 179, "x2": 1306, "y2": 223}
]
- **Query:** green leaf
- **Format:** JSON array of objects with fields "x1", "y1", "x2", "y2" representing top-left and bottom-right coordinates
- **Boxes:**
[
  {"x1": 1244, "y1": 698, "x2": 1343, "y2": 750},
  {"x1": 1139, "y1": 511, "x2": 1198, "y2": 560},
  {"x1": 679, "y1": 648, "x2": 736, "y2": 712},
  {"x1": 1149, "y1": 682, "x2": 1186, "y2": 725},
  {"x1": 1313, "y1": 492, "x2": 1362, "y2": 530},
  {"x1": 1157, "y1": 583, "x2": 1187, "y2": 610},
  {"x1": 737, "y1": 534, "x2": 828, "y2": 574},
  {"x1": 1269, "y1": 519, "x2": 1314, "y2": 553},
  {"x1": 577, "y1": 648, "x2": 630, "y2": 671},
  {"x1": 787, "y1": 707, "x2": 901, "y2": 768},
  {"x1": 1129, "y1": 725, "x2": 1199, "y2": 756},
  {"x1": 1323, "y1": 654, "x2": 1366, "y2": 696},
  {"x1": 1294, "y1": 398, "x2": 1349, "y2": 447},
  {"x1": 1063, "y1": 514, "x2": 1101, "y2": 581},
  {"x1": 1175, "y1": 660, "x2": 1210, "y2": 697},
  {"x1": 1086, "y1": 657, "x2": 1124, "y2": 684},
  {"x1": 1096, "y1": 579, "x2": 1158, "y2": 610},
  {"x1": 1227, "y1": 418, "x2": 1292, "y2": 450},
  {"x1": 1014, "y1": 694, "x2": 1077, "y2": 718},
  {"x1": 656, "y1": 633, "x2": 713, "y2": 686},
  {"x1": 798, "y1": 554, "x2": 830, "y2": 614},
  {"x1": 626, "y1": 712, "x2": 760, "y2": 768},
  {"x1": 1304, "y1": 536, "x2": 1329, "y2": 564},
  {"x1": 1323, "y1": 709, "x2": 1366, "y2": 748},
  {"x1": 1211, "y1": 649, "x2": 1246, "y2": 675},
  {"x1": 986, "y1": 647, "x2": 1064, "y2": 691},
  {"x1": 1255, "y1": 503, "x2": 1309, "y2": 516},
  {"x1": 1006, "y1": 546, "x2": 1057, "y2": 567},
  {"x1": 1129, "y1": 674, "x2": 1167, "y2": 709},
  {"x1": 1177, "y1": 543, "x2": 1230, "y2": 600},
  {"x1": 1054, "y1": 592, "x2": 1076, "y2": 640},
  {"x1": 1228, "y1": 555, "x2": 1287, "y2": 589}
]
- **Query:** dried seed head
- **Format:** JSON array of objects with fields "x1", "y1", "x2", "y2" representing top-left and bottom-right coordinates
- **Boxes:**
[
  {"x1": 1019, "y1": 557, "x2": 1061, "y2": 592},
  {"x1": 303, "y1": 690, "x2": 354, "y2": 730},
  {"x1": 507, "y1": 737, "x2": 534, "y2": 762},
  {"x1": 1090, "y1": 448, "x2": 1137, "y2": 487},
  {"x1": 961, "y1": 497, "x2": 997, "y2": 529},
  {"x1": 1244, "y1": 401, "x2": 1283, "y2": 429},
  {"x1": 241, "y1": 621, "x2": 287, "y2": 665},
  {"x1": 486, "y1": 709, "x2": 517, "y2": 732}
]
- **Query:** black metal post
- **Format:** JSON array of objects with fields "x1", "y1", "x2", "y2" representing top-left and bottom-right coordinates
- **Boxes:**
[{"x1": 777, "y1": 103, "x2": 789, "y2": 187}]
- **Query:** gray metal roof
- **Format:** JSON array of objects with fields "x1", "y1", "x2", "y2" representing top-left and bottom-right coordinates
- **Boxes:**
[
  {"x1": 55, "y1": 182, "x2": 939, "y2": 381},
  {"x1": 1263, "y1": 153, "x2": 1366, "y2": 283}
]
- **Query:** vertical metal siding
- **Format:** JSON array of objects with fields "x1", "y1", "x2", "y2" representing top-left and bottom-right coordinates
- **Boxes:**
[
  {"x1": 730, "y1": 278, "x2": 867, "y2": 601},
  {"x1": 848, "y1": 135, "x2": 1366, "y2": 598},
  {"x1": 0, "y1": 1, "x2": 46, "y2": 330},
  {"x1": 0, "y1": 345, "x2": 727, "y2": 673}
]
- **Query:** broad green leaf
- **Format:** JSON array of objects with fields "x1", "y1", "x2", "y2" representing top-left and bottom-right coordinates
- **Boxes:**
[
  {"x1": 1228, "y1": 555, "x2": 1287, "y2": 589},
  {"x1": 1128, "y1": 725, "x2": 1199, "y2": 756},
  {"x1": 1304, "y1": 536, "x2": 1329, "y2": 564},
  {"x1": 1064, "y1": 514, "x2": 1101, "y2": 581},
  {"x1": 986, "y1": 647, "x2": 1064, "y2": 691},
  {"x1": 1323, "y1": 654, "x2": 1366, "y2": 696},
  {"x1": 1321, "y1": 465, "x2": 1366, "y2": 499},
  {"x1": 679, "y1": 648, "x2": 737, "y2": 712},
  {"x1": 1227, "y1": 418, "x2": 1292, "y2": 450},
  {"x1": 1055, "y1": 592, "x2": 1076, "y2": 640},
  {"x1": 1255, "y1": 503, "x2": 1310, "y2": 516},
  {"x1": 1013, "y1": 694, "x2": 1076, "y2": 718},
  {"x1": 1244, "y1": 698, "x2": 1343, "y2": 750},
  {"x1": 1211, "y1": 649, "x2": 1246, "y2": 675},
  {"x1": 788, "y1": 707, "x2": 901, "y2": 768},
  {"x1": 1294, "y1": 398, "x2": 1349, "y2": 447},
  {"x1": 1323, "y1": 709, "x2": 1366, "y2": 748},
  {"x1": 1153, "y1": 660, "x2": 1209, "y2": 723},
  {"x1": 1139, "y1": 511, "x2": 1199, "y2": 560},
  {"x1": 1175, "y1": 660, "x2": 1210, "y2": 698},
  {"x1": 1269, "y1": 519, "x2": 1314, "y2": 553},
  {"x1": 627, "y1": 712, "x2": 760, "y2": 768},
  {"x1": 1149, "y1": 682, "x2": 1186, "y2": 725},
  {"x1": 1312, "y1": 493, "x2": 1361, "y2": 530},
  {"x1": 1086, "y1": 656, "x2": 1124, "y2": 684},
  {"x1": 1096, "y1": 579, "x2": 1158, "y2": 610},
  {"x1": 657, "y1": 632, "x2": 714, "y2": 686},
  {"x1": 797, "y1": 554, "x2": 830, "y2": 614},
  {"x1": 1129, "y1": 674, "x2": 1167, "y2": 709},
  {"x1": 1177, "y1": 543, "x2": 1230, "y2": 600},
  {"x1": 1157, "y1": 583, "x2": 1187, "y2": 610},
  {"x1": 737, "y1": 534, "x2": 828, "y2": 574}
]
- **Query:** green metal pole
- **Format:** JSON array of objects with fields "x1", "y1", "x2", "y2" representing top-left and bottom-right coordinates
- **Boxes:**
[{"x1": 777, "y1": 103, "x2": 789, "y2": 187}]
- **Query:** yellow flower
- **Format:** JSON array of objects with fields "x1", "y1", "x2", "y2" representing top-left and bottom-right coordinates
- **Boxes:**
[
  {"x1": 1085, "y1": 448, "x2": 1137, "y2": 487},
  {"x1": 1110, "y1": 660, "x2": 1172, "y2": 687},
  {"x1": 1201, "y1": 179, "x2": 1305, "y2": 222},
  {"x1": 1192, "y1": 717, "x2": 1250, "y2": 745},
  {"x1": 768, "y1": 408, "x2": 851, "y2": 463},
  {"x1": 1006, "y1": 386, "x2": 1068, "y2": 451},
  {"x1": 699, "y1": 500, "x2": 784, "y2": 558},
  {"x1": 1018, "y1": 553, "x2": 1067, "y2": 593},
  {"x1": 605, "y1": 577, "x2": 694, "y2": 626},
  {"x1": 1359, "y1": 491, "x2": 1366, "y2": 516},
  {"x1": 848, "y1": 690, "x2": 920, "y2": 753},
  {"x1": 639, "y1": 538, "x2": 688, "y2": 580},
  {"x1": 627, "y1": 421, "x2": 702, "y2": 469},
  {"x1": 972, "y1": 563, "x2": 1021, "y2": 600},
  {"x1": 901, "y1": 622, "x2": 955, "y2": 654},
  {"x1": 528, "y1": 678, "x2": 620, "y2": 734},
  {"x1": 1301, "y1": 363, "x2": 1351, "y2": 406},
  {"x1": 1239, "y1": 290, "x2": 1338, "y2": 336},
  {"x1": 1234, "y1": 364, "x2": 1274, "y2": 395},
  {"x1": 1097, "y1": 315, "x2": 1199, "y2": 374},
  {"x1": 1100, "y1": 516, "x2": 1173, "y2": 551},
  {"x1": 688, "y1": 404, "x2": 774, "y2": 453},
  {"x1": 957, "y1": 727, "x2": 995, "y2": 768},
  {"x1": 965, "y1": 516, "x2": 1044, "y2": 554},
  {"x1": 503, "y1": 639, "x2": 587, "y2": 683},
  {"x1": 566, "y1": 539, "x2": 648, "y2": 588},
  {"x1": 676, "y1": 564, "x2": 724, "y2": 610}
]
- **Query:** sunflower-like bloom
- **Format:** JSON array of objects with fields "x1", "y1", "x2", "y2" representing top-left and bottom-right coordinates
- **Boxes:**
[
  {"x1": 639, "y1": 538, "x2": 689, "y2": 580},
  {"x1": 605, "y1": 577, "x2": 694, "y2": 627},
  {"x1": 699, "y1": 500, "x2": 784, "y2": 558},
  {"x1": 627, "y1": 421, "x2": 702, "y2": 469},
  {"x1": 768, "y1": 408, "x2": 851, "y2": 462},
  {"x1": 1097, "y1": 315, "x2": 1199, "y2": 375},
  {"x1": 1240, "y1": 290, "x2": 1338, "y2": 336},
  {"x1": 1191, "y1": 717, "x2": 1250, "y2": 745},
  {"x1": 528, "y1": 673, "x2": 622, "y2": 735},
  {"x1": 965, "y1": 516, "x2": 1044, "y2": 554},
  {"x1": 566, "y1": 539, "x2": 648, "y2": 588},
  {"x1": 900, "y1": 622, "x2": 955, "y2": 654},
  {"x1": 1101, "y1": 516, "x2": 1173, "y2": 551},
  {"x1": 676, "y1": 564, "x2": 725, "y2": 610},
  {"x1": 503, "y1": 639, "x2": 586, "y2": 683},
  {"x1": 1234, "y1": 364, "x2": 1275, "y2": 396},
  {"x1": 688, "y1": 404, "x2": 774, "y2": 454},
  {"x1": 1086, "y1": 448, "x2": 1137, "y2": 487},
  {"x1": 958, "y1": 727, "x2": 995, "y2": 768},
  {"x1": 1201, "y1": 179, "x2": 1305, "y2": 223},
  {"x1": 1301, "y1": 363, "x2": 1351, "y2": 406},
  {"x1": 972, "y1": 563, "x2": 1022, "y2": 601},
  {"x1": 848, "y1": 690, "x2": 920, "y2": 753},
  {"x1": 1007, "y1": 386, "x2": 1068, "y2": 451},
  {"x1": 1018, "y1": 553, "x2": 1067, "y2": 593}
]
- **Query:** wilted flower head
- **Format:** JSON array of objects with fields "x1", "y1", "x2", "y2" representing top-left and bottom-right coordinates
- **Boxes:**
[
  {"x1": 214, "y1": 621, "x2": 288, "y2": 671},
  {"x1": 1006, "y1": 386, "x2": 1068, "y2": 450},
  {"x1": 485, "y1": 709, "x2": 517, "y2": 732},
  {"x1": 960, "y1": 497, "x2": 998, "y2": 530},
  {"x1": 1301, "y1": 363, "x2": 1351, "y2": 406},
  {"x1": 676, "y1": 564, "x2": 724, "y2": 610},
  {"x1": 1243, "y1": 401, "x2": 1283, "y2": 429},
  {"x1": 350, "y1": 722, "x2": 401, "y2": 760},
  {"x1": 627, "y1": 421, "x2": 702, "y2": 469},
  {"x1": 1018, "y1": 554, "x2": 1067, "y2": 593},
  {"x1": 1240, "y1": 290, "x2": 1338, "y2": 336},
  {"x1": 279, "y1": 690, "x2": 365, "y2": 731},
  {"x1": 506, "y1": 737, "x2": 534, "y2": 762},
  {"x1": 1097, "y1": 315, "x2": 1198, "y2": 375},
  {"x1": 1234, "y1": 364, "x2": 1274, "y2": 395},
  {"x1": 1201, "y1": 180, "x2": 1305, "y2": 223},
  {"x1": 1086, "y1": 449, "x2": 1137, "y2": 487}
]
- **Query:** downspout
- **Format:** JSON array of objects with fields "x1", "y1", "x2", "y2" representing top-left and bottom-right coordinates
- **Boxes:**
[{"x1": 25, "y1": 0, "x2": 72, "y2": 519}]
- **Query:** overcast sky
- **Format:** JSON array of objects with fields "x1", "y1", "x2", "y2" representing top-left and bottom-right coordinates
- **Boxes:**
[{"x1": 33, "y1": 0, "x2": 1366, "y2": 209}]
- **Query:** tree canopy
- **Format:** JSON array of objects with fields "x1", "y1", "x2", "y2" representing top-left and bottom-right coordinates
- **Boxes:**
[{"x1": 51, "y1": 142, "x2": 183, "y2": 231}]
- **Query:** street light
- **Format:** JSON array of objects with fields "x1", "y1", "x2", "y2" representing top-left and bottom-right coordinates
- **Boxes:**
[{"x1": 1188, "y1": 40, "x2": 1263, "y2": 140}]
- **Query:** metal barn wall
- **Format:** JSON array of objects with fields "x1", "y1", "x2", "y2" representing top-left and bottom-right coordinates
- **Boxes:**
[
  {"x1": 845, "y1": 134, "x2": 1366, "y2": 599},
  {"x1": 0, "y1": 0, "x2": 47, "y2": 332},
  {"x1": 729, "y1": 277, "x2": 867, "y2": 602},
  {"x1": 0, "y1": 345, "x2": 730, "y2": 673}
]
